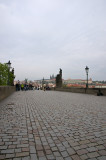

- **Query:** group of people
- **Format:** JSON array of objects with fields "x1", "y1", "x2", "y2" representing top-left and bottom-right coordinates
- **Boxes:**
[
  {"x1": 16, "y1": 83, "x2": 33, "y2": 91},
  {"x1": 16, "y1": 82, "x2": 51, "y2": 91}
]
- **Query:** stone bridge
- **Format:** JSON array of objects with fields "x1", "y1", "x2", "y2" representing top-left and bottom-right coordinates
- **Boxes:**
[{"x1": 0, "y1": 90, "x2": 106, "y2": 160}]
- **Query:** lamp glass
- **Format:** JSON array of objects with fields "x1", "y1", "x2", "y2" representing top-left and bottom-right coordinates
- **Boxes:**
[
  {"x1": 85, "y1": 66, "x2": 89, "y2": 74},
  {"x1": 7, "y1": 60, "x2": 11, "y2": 70}
]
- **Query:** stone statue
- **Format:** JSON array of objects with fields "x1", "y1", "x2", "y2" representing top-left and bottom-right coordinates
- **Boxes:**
[{"x1": 56, "y1": 68, "x2": 62, "y2": 87}]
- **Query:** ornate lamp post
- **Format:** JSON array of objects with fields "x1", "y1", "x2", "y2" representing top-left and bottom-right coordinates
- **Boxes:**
[
  {"x1": 42, "y1": 77, "x2": 44, "y2": 90},
  {"x1": 12, "y1": 68, "x2": 15, "y2": 86},
  {"x1": 85, "y1": 66, "x2": 89, "y2": 89},
  {"x1": 6, "y1": 60, "x2": 11, "y2": 85}
]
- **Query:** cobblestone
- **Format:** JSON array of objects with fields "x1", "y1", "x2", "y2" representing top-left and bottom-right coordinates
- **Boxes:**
[
  {"x1": 87, "y1": 152, "x2": 100, "y2": 158},
  {"x1": 0, "y1": 90, "x2": 106, "y2": 160},
  {"x1": 97, "y1": 156, "x2": 106, "y2": 160}
]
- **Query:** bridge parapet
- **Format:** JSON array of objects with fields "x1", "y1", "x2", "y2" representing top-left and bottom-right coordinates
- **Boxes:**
[
  {"x1": 0, "y1": 86, "x2": 15, "y2": 101},
  {"x1": 53, "y1": 87, "x2": 106, "y2": 96}
]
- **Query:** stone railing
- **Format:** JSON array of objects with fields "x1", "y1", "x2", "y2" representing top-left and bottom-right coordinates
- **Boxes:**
[
  {"x1": 53, "y1": 87, "x2": 106, "y2": 96},
  {"x1": 0, "y1": 86, "x2": 15, "y2": 102}
]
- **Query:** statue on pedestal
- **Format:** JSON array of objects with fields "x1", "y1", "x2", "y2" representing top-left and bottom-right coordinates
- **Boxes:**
[{"x1": 56, "y1": 68, "x2": 62, "y2": 87}]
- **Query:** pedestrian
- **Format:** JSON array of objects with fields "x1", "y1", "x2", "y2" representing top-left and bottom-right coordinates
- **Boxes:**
[
  {"x1": 16, "y1": 83, "x2": 19, "y2": 91},
  {"x1": 43, "y1": 84, "x2": 46, "y2": 91},
  {"x1": 21, "y1": 83, "x2": 24, "y2": 91}
]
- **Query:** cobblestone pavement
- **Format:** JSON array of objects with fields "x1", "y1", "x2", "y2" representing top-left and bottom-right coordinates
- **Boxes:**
[{"x1": 0, "y1": 90, "x2": 106, "y2": 160}]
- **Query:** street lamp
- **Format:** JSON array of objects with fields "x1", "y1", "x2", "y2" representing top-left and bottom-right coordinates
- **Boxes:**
[
  {"x1": 6, "y1": 60, "x2": 11, "y2": 85},
  {"x1": 42, "y1": 77, "x2": 44, "y2": 90},
  {"x1": 85, "y1": 66, "x2": 89, "y2": 89},
  {"x1": 6, "y1": 60, "x2": 11, "y2": 70},
  {"x1": 12, "y1": 68, "x2": 15, "y2": 86}
]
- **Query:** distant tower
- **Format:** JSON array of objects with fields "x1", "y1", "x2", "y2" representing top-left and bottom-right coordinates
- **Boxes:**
[{"x1": 50, "y1": 74, "x2": 55, "y2": 79}]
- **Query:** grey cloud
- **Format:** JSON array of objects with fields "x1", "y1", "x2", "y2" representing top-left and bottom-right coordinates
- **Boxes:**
[{"x1": 0, "y1": 0, "x2": 106, "y2": 80}]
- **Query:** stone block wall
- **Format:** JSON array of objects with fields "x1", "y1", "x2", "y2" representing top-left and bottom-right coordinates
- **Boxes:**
[
  {"x1": 0, "y1": 86, "x2": 15, "y2": 102},
  {"x1": 54, "y1": 87, "x2": 106, "y2": 96}
]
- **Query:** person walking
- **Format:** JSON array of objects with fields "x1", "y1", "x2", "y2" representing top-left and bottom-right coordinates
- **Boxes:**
[{"x1": 21, "y1": 83, "x2": 24, "y2": 91}]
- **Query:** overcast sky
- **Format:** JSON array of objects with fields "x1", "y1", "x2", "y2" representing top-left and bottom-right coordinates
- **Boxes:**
[{"x1": 0, "y1": 0, "x2": 106, "y2": 81}]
